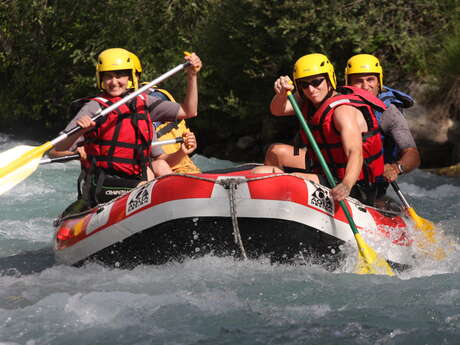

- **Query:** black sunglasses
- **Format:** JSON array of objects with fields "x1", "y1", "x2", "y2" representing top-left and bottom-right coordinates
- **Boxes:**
[{"x1": 299, "y1": 78, "x2": 325, "y2": 89}]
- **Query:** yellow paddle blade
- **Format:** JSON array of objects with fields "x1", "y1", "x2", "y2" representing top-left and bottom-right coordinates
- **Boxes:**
[
  {"x1": 0, "y1": 142, "x2": 53, "y2": 195},
  {"x1": 354, "y1": 234, "x2": 395, "y2": 276},
  {"x1": 407, "y1": 207, "x2": 435, "y2": 240},
  {"x1": 406, "y1": 207, "x2": 447, "y2": 260}
]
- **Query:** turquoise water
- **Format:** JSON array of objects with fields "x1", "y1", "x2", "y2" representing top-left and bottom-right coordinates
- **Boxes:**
[{"x1": 1, "y1": 133, "x2": 460, "y2": 345}]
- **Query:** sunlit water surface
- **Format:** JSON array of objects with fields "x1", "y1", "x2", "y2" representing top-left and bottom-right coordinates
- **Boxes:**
[{"x1": 1, "y1": 133, "x2": 459, "y2": 345}]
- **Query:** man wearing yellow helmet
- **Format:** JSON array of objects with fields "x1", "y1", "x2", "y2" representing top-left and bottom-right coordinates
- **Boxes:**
[
  {"x1": 253, "y1": 53, "x2": 385, "y2": 205},
  {"x1": 345, "y1": 54, "x2": 421, "y2": 205},
  {"x1": 49, "y1": 48, "x2": 202, "y2": 207}
]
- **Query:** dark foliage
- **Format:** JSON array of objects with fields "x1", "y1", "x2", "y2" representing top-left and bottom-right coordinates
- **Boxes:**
[{"x1": 0, "y1": 0, "x2": 458, "y2": 160}]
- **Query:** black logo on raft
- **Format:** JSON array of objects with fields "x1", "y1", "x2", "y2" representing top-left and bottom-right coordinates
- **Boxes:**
[
  {"x1": 105, "y1": 190, "x2": 126, "y2": 196},
  {"x1": 310, "y1": 186, "x2": 334, "y2": 214},
  {"x1": 127, "y1": 185, "x2": 150, "y2": 214}
]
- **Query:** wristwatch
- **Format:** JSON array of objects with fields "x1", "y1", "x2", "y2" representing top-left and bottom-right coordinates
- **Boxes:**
[{"x1": 397, "y1": 163, "x2": 405, "y2": 174}]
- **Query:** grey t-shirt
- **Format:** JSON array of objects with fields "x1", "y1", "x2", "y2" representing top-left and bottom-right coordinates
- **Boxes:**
[
  {"x1": 379, "y1": 104, "x2": 416, "y2": 150},
  {"x1": 63, "y1": 94, "x2": 180, "y2": 156}
]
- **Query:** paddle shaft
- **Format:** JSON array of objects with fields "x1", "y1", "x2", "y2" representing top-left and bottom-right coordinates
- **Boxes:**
[
  {"x1": 51, "y1": 61, "x2": 191, "y2": 146},
  {"x1": 390, "y1": 181, "x2": 411, "y2": 209},
  {"x1": 0, "y1": 61, "x2": 191, "y2": 195},
  {"x1": 391, "y1": 182, "x2": 444, "y2": 260},
  {"x1": 391, "y1": 180, "x2": 436, "y2": 235},
  {"x1": 287, "y1": 92, "x2": 360, "y2": 234},
  {"x1": 40, "y1": 137, "x2": 185, "y2": 165},
  {"x1": 40, "y1": 154, "x2": 80, "y2": 165},
  {"x1": 287, "y1": 91, "x2": 395, "y2": 275}
]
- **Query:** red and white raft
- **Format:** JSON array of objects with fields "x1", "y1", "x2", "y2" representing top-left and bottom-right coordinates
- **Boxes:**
[{"x1": 53, "y1": 165, "x2": 415, "y2": 270}]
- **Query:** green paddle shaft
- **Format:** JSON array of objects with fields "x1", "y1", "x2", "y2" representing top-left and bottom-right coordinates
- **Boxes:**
[
  {"x1": 287, "y1": 92, "x2": 359, "y2": 235},
  {"x1": 287, "y1": 91, "x2": 395, "y2": 275}
]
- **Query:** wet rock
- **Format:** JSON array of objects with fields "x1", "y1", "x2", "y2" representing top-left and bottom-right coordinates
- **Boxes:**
[
  {"x1": 426, "y1": 163, "x2": 460, "y2": 177},
  {"x1": 405, "y1": 81, "x2": 459, "y2": 169}
]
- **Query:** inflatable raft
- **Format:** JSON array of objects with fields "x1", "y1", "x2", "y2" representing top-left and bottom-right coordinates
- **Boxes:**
[{"x1": 53, "y1": 165, "x2": 415, "y2": 270}]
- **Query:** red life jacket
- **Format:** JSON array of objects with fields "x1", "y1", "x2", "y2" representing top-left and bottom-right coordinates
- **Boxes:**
[
  {"x1": 300, "y1": 86, "x2": 385, "y2": 183},
  {"x1": 83, "y1": 93, "x2": 154, "y2": 179}
]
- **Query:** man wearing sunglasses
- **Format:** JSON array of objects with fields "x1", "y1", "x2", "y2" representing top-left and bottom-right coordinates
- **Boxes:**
[
  {"x1": 253, "y1": 53, "x2": 385, "y2": 205},
  {"x1": 345, "y1": 54, "x2": 420, "y2": 208}
]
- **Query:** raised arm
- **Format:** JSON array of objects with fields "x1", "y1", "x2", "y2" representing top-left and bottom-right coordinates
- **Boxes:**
[
  {"x1": 270, "y1": 76, "x2": 296, "y2": 116},
  {"x1": 177, "y1": 53, "x2": 202, "y2": 119}
]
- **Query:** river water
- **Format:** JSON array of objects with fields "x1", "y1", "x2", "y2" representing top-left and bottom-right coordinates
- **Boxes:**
[{"x1": 1, "y1": 133, "x2": 460, "y2": 345}]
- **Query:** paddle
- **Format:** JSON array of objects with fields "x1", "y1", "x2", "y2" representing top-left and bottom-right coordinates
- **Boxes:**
[
  {"x1": 40, "y1": 154, "x2": 81, "y2": 165},
  {"x1": 39, "y1": 137, "x2": 185, "y2": 165},
  {"x1": 391, "y1": 181, "x2": 447, "y2": 260},
  {"x1": 391, "y1": 181, "x2": 436, "y2": 241},
  {"x1": 287, "y1": 91, "x2": 395, "y2": 276},
  {"x1": 0, "y1": 60, "x2": 191, "y2": 196}
]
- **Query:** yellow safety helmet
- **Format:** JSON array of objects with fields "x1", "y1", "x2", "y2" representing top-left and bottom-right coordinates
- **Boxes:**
[
  {"x1": 345, "y1": 54, "x2": 383, "y2": 91},
  {"x1": 96, "y1": 48, "x2": 139, "y2": 90},
  {"x1": 131, "y1": 52, "x2": 142, "y2": 76},
  {"x1": 293, "y1": 53, "x2": 336, "y2": 90}
]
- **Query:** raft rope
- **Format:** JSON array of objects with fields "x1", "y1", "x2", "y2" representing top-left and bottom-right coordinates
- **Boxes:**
[
  {"x1": 219, "y1": 178, "x2": 248, "y2": 260},
  {"x1": 156, "y1": 172, "x2": 287, "y2": 184},
  {"x1": 156, "y1": 173, "x2": 288, "y2": 260}
]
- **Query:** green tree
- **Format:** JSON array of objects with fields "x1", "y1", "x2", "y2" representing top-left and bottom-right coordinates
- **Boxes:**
[
  {"x1": 192, "y1": 0, "x2": 458, "y2": 158},
  {"x1": 0, "y1": 0, "x2": 458, "y2": 161}
]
